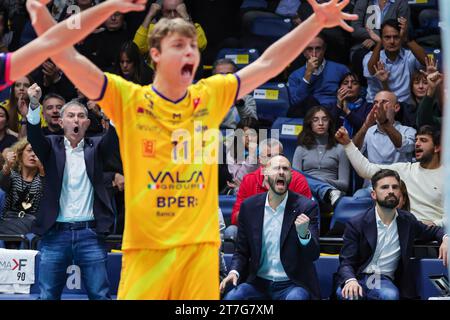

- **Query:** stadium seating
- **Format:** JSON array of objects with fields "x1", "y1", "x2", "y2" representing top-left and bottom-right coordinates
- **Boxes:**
[
  {"x1": 216, "y1": 48, "x2": 260, "y2": 70},
  {"x1": 408, "y1": 0, "x2": 438, "y2": 9},
  {"x1": 246, "y1": 16, "x2": 293, "y2": 53},
  {"x1": 416, "y1": 258, "x2": 449, "y2": 299},
  {"x1": 240, "y1": 0, "x2": 268, "y2": 10},
  {"x1": 329, "y1": 196, "x2": 374, "y2": 230},
  {"x1": 219, "y1": 195, "x2": 236, "y2": 226},
  {"x1": 314, "y1": 255, "x2": 340, "y2": 299},
  {"x1": 270, "y1": 117, "x2": 303, "y2": 162},
  {"x1": 223, "y1": 253, "x2": 340, "y2": 300},
  {"x1": 254, "y1": 83, "x2": 291, "y2": 127},
  {"x1": 424, "y1": 47, "x2": 442, "y2": 70}
]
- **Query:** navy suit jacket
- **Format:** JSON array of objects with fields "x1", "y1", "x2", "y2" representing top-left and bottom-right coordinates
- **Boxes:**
[
  {"x1": 230, "y1": 190, "x2": 321, "y2": 299},
  {"x1": 337, "y1": 207, "x2": 446, "y2": 299},
  {"x1": 27, "y1": 122, "x2": 115, "y2": 236}
]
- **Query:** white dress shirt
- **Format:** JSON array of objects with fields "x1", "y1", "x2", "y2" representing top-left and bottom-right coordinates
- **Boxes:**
[
  {"x1": 230, "y1": 193, "x2": 311, "y2": 280},
  {"x1": 363, "y1": 208, "x2": 401, "y2": 280},
  {"x1": 27, "y1": 105, "x2": 94, "y2": 223}
]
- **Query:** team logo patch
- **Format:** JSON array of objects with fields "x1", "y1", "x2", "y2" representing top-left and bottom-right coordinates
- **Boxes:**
[{"x1": 142, "y1": 140, "x2": 156, "y2": 157}]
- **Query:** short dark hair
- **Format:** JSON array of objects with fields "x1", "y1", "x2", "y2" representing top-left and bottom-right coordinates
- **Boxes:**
[
  {"x1": 417, "y1": 125, "x2": 440, "y2": 146},
  {"x1": 371, "y1": 169, "x2": 401, "y2": 189},
  {"x1": 212, "y1": 58, "x2": 238, "y2": 73},
  {"x1": 316, "y1": 32, "x2": 327, "y2": 44},
  {"x1": 339, "y1": 72, "x2": 361, "y2": 87},
  {"x1": 42, "y1": 93, "x2": 66, "y2": 105},
  {"x1": 381, "y1": 19, "x2": 401, "y2": 35},
  {"x1": 236, "y1": 117, "x2": 259, "y2": 130}
]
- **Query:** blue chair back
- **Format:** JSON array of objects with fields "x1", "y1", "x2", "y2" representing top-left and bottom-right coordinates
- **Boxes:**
[
  {"x1": 219, "y1": 195, "x2": 236, "y2": 226},
  {"x1": 216, "y1": 48, "x2": 260, "y2": 70},
  {"x1": 416, "y1": 258, "x2": 449, "y2": 299},
  {"x1": 314, "y1": 255, "x2": 339, "y2": 299},
  {"x1": 250, "y1": 16, "x2": 292, "y2": 39},
  {"x1": 329, "y1": 196, "x2": 374, "y2": 229},
  {"x1": 240, "y1": 0, "x2": 268, "y2": 10},
  {"x1": 254, "y1": 83, "x2": 290, "y2": 126},
  {"x1": 270, "y1": 117, "x2": 303, "y2": 162}
]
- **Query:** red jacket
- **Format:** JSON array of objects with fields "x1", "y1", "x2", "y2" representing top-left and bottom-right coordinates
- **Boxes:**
[{"x1": 231, "y1": 167, "x2": 312, "y2": 225}]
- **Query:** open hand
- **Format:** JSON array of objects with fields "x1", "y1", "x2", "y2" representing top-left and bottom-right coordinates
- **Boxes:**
[
  {"x1": 308, "y1": 0, "x2": 358, "y2": 32},
  {"x1": 373, "y1": 61, "x2": 390, "y2": 83}
]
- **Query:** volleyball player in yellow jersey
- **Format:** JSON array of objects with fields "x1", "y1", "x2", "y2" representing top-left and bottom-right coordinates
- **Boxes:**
[{"x1": 27, "y1": 0, "x2": 357, "y2": 299}]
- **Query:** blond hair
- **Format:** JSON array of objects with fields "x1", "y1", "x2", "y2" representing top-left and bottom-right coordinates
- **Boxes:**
[
  {"x1": 148, "y1": 18, "x2": 197, "y2": 68},
  {"x1": 10, "y1": 138, "x2": 32, "y2": 172}
]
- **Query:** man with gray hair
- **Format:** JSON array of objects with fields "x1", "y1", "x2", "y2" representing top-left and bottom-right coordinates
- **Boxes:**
[
  {"x1": 231, "y1": 138, "x2": 311, "y2": 225},
  {"x1": 26, "y1": 83, "x2": 115, "y2": 300}
]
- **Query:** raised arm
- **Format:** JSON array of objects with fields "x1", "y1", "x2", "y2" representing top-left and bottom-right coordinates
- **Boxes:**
[
  {"x1": 236, "y1": 0, "x2": 357, "y2": 99},
  {"x1": 335, "y1": 126, "x2": 383, "y2": 180},
  {"x1": 11, "y1": 0, "x2": 146, "y2": 97}
]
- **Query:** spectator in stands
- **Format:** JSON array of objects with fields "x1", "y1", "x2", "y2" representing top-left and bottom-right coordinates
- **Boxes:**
[
  {"x1": 0, "y1": 139, "x2": 44, "y2": 244},
  {"x1": 335, "y1": 125, "x2": 444, "y2": 227},
  {"x1": 335, "y1": 72, "x2": 372, "y2": 138},
  {"x1": 112, "y1": 41, "x2": 153, "y2": 85},
  {"x1": 0, "y1": 106, "x2": 17, "y2": 152},
  {"x1": 133, "y1": 0, "x2": 207, "y2": 60},
  {"x1": 416, "y1": 70, "x2": 443, "y2": 129},
  {"x1": 291, "y1": 0, "x2": 354, "y2": 66},
  {"x1": 26, "y1": 84, "x2": 114, "y2": 300},
  {"x1": 56, "y1": 0, "x2": 97, "y2": 22},
  {"x1": 353, "y1": 90, "x2": 416, "y2": 167},
  {"x1": 212, "y1": 59, "x2": 258, "y2": 130},
  {"x1": 398, "y1": 179, "x2": 410, "y2": 212},
  {"x1": 221, "y1": 154, "x2": 320, "y2": 300},
  {"x1": 292, "y1": 106, "x2": 349, "y2": 207},
  {"x1": 41, "y1": 93, "x2": 64, "y2": 135},
  {"x1": 363, "y1": 18, "x2": 426, "y2": 104},
  {"x1": 231, "y1": 138, "x2": 311, "y2": 225},
  {"x1": 0, "y1": 10, "x2": 13, "y2": 52},
  {"x1": 88, "y1": 11, "x2": 130, "y2": 71},
  {"x1": 335, "y1": 169, "x2": 448, "y2": 300},
  {"x1": 395, "y1": 56, "x2": 437, "y2": 128},
  {"x1": 350, "y1": 0, "x2": 410, "y2": 84},
  {"x1": 222, "y1": 117, "x2": 259, "y2": 195},
  {"x1": 396, "y1": 70, "x2": 428, "y2": 129},
  {"x1": 287, "y1": 33, "x2": 349, "y2": 118},
  {"x1": 1, "y1": 75, "x2": 32, "y2": 135}
]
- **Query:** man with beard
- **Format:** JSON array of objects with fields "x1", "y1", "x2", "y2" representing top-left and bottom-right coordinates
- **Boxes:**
[
  {"x1": 335, "y1": 169, "x2": 448, "y2": 300},
  {"x1": 220, "y1": 155, "x2": 320, "y2": 300},
  {"x1": 335, "y1": 125, "x2": 444, "y2": 227}
]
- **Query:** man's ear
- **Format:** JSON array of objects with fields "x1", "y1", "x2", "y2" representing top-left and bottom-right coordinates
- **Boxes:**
[
  {"x1": 150, "y1": 47, "x2": 161, "y2": 65},
  {"x1": 394, "y1": 103, "x2": 401, "y2": 113},
  {"x1": 370, "y1": 189, "x2": 377, "y2": 201},
  {"x1": 434, "y1": 144, "x2": 441, "y2": 155}
]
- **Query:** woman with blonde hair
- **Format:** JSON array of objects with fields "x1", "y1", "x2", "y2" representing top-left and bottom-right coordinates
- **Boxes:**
[{"x1": 0, "y1": 139, "x2": 44, "y2": 245}]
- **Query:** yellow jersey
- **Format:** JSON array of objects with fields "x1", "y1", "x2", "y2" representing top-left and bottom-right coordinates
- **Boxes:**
[{"x1": 97, "y1": 72, "x2": 239, "y2": 250}]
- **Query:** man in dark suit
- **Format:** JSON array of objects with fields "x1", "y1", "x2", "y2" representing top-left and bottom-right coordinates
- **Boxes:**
[
  {"x1": 220, "y1": 154, "x2": 320, "y2": 300},
  {"x1": 336, "y1": 169, "x2": 448, "y2": 300},
  {"x1": 26, "y1": 83, "x2": 115, "y2": 300}
]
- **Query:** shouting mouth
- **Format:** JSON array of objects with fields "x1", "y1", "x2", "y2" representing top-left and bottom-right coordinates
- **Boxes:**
[{"x1": 181, "y1": 63, "x2": 194, "y2": 79}]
